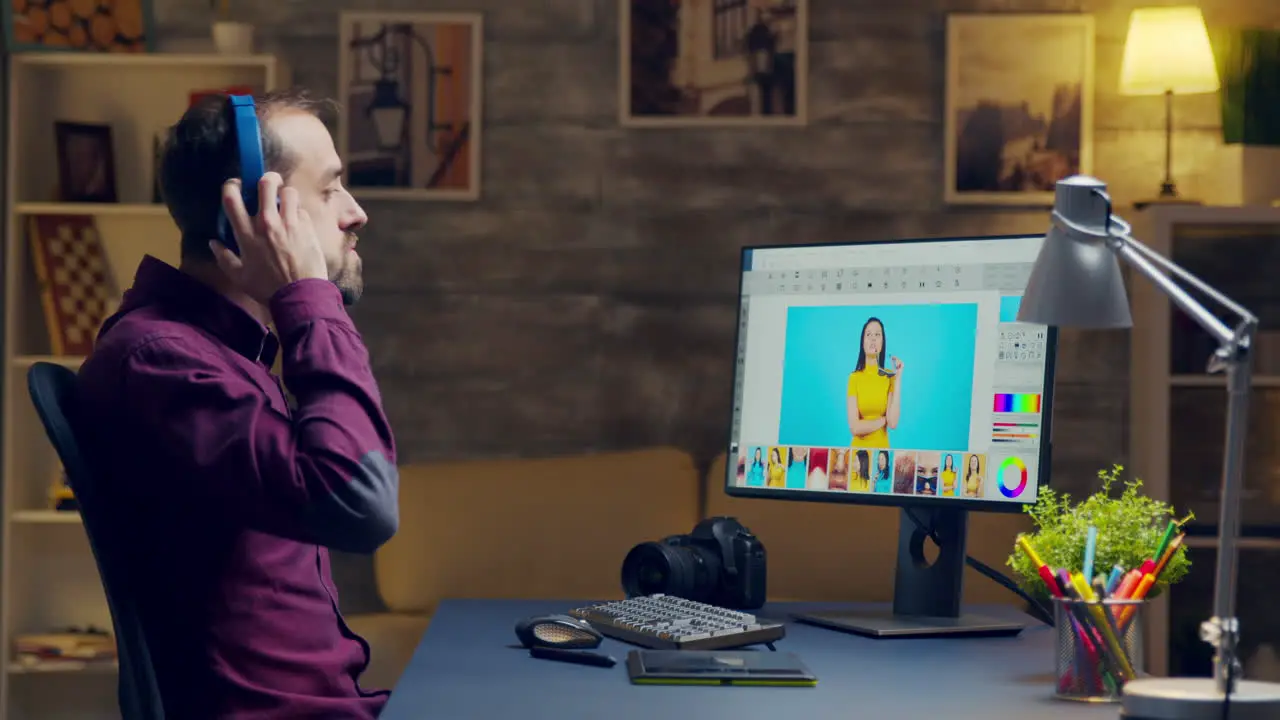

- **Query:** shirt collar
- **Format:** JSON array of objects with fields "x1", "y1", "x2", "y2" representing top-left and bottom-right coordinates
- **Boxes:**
[{"x1": 116, "y1": 255, "x2": 279, "y2": 367}]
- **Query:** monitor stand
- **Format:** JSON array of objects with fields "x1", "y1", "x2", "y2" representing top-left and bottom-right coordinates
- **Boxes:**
[{"x1": 791, "y1": 507, "x2": 1026, "y2": 639}]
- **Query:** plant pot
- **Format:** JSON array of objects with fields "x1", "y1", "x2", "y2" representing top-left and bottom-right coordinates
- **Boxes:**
[
  {"x1": 1242, "y1": 146, "x2": 1280, "y2": 207},
  {"x1": 211, "y1": 21, "x2": 254, "y2": 55}
]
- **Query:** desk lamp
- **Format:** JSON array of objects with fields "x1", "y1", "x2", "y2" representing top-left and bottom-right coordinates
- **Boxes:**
[
  {"x1": 1119, "y1": 6, "x2": 1220, "y2": 208},
  {"x1": 1017, "y1": 175, "x2": 1280, "y2": 719}
]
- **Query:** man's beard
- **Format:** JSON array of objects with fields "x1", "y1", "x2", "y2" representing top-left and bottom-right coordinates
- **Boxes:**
[{"x1": 331, "y1": 236, "x2": 364, "y2": 306}]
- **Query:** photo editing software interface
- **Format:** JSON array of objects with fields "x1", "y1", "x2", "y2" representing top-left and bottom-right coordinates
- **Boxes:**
[{"x1": 727, "y1": 236, "x2": 1052, "y2": 507}]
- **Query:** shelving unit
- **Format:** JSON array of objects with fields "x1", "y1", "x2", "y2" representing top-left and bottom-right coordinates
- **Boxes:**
[
  {"x1": 1128, "y1": 204, "x2": 1280, "y2": 683},
  {"x1": 1, "y1": 52, "x2": 285, "y2": 720}
]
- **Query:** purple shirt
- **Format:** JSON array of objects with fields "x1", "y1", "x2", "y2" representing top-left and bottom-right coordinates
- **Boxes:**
[{"x1": 76, "y1": 256, "x2": 399, "y2": 719}]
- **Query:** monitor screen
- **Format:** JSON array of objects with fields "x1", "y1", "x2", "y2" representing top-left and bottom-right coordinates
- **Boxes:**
[{"x1": 725, "y1": 235, "x2": 1056, "y2": 512}]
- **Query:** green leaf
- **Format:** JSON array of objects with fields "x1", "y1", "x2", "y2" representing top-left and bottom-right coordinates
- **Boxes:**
[{"x1": 1007, "y1": 464, "x2": 1193, "y2": 602}]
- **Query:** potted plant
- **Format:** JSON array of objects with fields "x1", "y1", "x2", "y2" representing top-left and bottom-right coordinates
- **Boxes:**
[
  {"x1": 211, "y1": 0, "x2": 254, "y2": 55},
  {"x1": 1215, "y1": 27, "x2": 1280, "y2": 205},
  {"x1": 1007, "y1": 464, "x2": 1193, "y2": 603}
]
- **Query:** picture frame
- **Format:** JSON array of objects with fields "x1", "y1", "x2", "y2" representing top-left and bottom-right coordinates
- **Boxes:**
[
  {"x1": 54, "y1": 121, "x2": 118, "y2": 203},
  {"x1": 337, "y1": 11, "x2": 484, "y2": 201},
  {"x1": 620, "y1": 0, "x2": 809, "y2": 127},
  {"x1": 943, "y1": 13, "x2": 1095, "y2": 206},
  {"x1": 2, "y1": 0, "x2": 156, "y2": 52}
]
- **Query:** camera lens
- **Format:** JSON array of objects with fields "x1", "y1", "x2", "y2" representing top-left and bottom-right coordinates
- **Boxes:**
[{"x1": 620, "y1": 541, "x2": 722, "y2": 603}]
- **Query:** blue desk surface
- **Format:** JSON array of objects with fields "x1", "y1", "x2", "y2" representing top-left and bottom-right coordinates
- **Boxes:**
[{"x1": 381, "y1": 599, "x2": 1121, "y2": 720}]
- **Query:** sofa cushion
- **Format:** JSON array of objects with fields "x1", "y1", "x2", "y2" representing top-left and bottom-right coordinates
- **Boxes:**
[
  {"x1": 375, "y1": 447, "x2": 702, "y2": 613},
  {"x1": 704, "y1": 454, "x2": 1031, "y2": 605}
]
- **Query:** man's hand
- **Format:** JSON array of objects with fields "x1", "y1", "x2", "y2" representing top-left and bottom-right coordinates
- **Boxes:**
[{"x1": 210, "y1": 172, "x2": 328, "y2": 305}]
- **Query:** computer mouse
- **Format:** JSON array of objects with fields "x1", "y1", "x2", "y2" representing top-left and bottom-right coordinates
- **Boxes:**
[{"x1": 514, "y1": 614, "x2": 603, "y2": 650}]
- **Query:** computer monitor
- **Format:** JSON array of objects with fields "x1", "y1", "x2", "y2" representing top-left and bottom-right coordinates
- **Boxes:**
[{"x1": 724, "y1": 235, "x2": 1057, "y2": 639}]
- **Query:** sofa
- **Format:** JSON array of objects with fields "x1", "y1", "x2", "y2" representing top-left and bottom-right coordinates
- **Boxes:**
[{"x1": 345, "y1": 446, "x2": 1032, "y2": 689}]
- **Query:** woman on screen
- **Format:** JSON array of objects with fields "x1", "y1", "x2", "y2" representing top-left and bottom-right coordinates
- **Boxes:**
[
  {"x1": 940, "y1": 453, "x2": 957, "y2": 496},
  {"x1": 746, "y1": 447, "x2": 765, "y2": 486},
  {"x1": 767, "y1": 447, "x2": 786, "y2": 488},
  {"x1": 873, "y1": 450, "x2": 892, "y2": 493},
  {"x1": 849, "y1": 449, "x2": 870, "y2": 491},
  {"x1": 964, "y1": 454, "x2": 984, "y2": 498},
  {"x1": 785, "y1": 447, "x2": 808, "y2": 489},
  {"x1": 828, "y1": 449, "x2": 849, "y2": 491},
  {"x1": 847, "y1": 317, "x2": 904, "y2": 448}
]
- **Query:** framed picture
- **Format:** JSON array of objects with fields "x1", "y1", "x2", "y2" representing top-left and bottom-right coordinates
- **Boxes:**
[
  {"x1": 2, "y1": 0, "x2": 155, "y2": 52},
  {"x1": 54, "y1": 121, "x2": 117, "y2": 203},
  {"x1": 944, "y1": 13, "x2": 1095, "y2": 206},
  {"x1": 337, "y1": 11, "x2": 484, "y2": 201},
  {"x1": 620, "y1": 0, "x2": 808, "y2": 127}
]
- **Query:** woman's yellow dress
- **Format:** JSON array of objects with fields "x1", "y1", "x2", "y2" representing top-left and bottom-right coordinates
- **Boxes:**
[{"x1": 847, "y1": 366, "x2": 894, "y2": 448}]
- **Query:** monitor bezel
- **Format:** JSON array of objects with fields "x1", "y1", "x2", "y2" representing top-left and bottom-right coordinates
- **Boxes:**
[{"x1": 723, "y1": 233, "x2": 1058, "y2": 515}]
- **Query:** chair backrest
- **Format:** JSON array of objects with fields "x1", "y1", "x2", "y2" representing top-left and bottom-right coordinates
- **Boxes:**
[{"x1": 26, "y1": 362, "x2": 165, "y2": 720}]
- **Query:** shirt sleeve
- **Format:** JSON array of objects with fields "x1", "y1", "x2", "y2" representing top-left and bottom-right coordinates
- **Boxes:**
[{"x1": 122, "y1": 279, "x2": 399, "y2": 554}]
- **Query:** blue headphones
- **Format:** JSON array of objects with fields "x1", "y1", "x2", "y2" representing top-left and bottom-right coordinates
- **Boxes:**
[{"x1": 215, "y1": 94, "x2": 266, "y2": 256}]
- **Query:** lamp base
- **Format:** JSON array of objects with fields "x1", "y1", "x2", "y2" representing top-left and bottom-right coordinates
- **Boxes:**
[{"x1": 1119, "y1": 677, "x2": 1280, "y2": 720}]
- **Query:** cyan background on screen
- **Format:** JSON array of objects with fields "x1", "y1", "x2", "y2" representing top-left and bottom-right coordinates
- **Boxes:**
[
  {"x1": 999, "y1": 295, "x2": 1023, "y2": 322},
  {"x1": 777, "y1": 303, "x2": 979, "y2": 451}
]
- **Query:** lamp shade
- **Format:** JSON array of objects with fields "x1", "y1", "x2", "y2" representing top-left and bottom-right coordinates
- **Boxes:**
[
  {"x1": 1119, "y1": 6, "x2": 1221, "y2": 96},
  {"x1": 1017, "y1": 176, "x2": 1134, "y2": 329}
]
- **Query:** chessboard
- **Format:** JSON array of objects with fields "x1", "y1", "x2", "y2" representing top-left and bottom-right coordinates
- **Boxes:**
[{"x1": 26, "y1": 214, "x2": 116, "y2": 357}]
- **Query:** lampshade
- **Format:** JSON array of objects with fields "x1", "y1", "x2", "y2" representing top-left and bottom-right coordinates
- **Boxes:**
[
  {"x1": 1016, "y1": 176, "x2": 1134, "y2": 329},
  {"x1": 1119, "y1": 6, "x2": 1221, "y2": 96}
]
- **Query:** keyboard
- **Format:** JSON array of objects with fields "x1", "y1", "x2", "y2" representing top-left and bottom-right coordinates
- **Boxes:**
[{"x1": 567, "y1": 594, "x2": 786, "y2": 651}]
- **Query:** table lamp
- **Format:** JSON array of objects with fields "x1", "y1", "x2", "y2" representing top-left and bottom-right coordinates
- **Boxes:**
[
  {"x1": 1017, "y1": 175, "x2": 1280, "y2": 719},
  {"x1": 1119, "y1": 6, "x2": 1221, "y2": 207}
]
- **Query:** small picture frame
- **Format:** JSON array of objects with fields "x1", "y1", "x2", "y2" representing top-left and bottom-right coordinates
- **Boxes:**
[
  {"x1": 54, "y1": 121, "x2": 118, "y2": 203},
  {"x1": 620, "y1": 0, "x2": 809, "y2": 127},
  {"x1": 943, "y1": 13, "x2": 1095, "y2": 206},
  {"x1": 337, "y1": 11, "x2": 484, "y2": 201}
]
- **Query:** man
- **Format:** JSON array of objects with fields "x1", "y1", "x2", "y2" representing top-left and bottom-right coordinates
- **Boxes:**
[{"x1": 75, "y1": 88, "x2": 399, "y2": 719}]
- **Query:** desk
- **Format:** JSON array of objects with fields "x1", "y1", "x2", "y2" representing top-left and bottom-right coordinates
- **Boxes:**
[{"x1": 382, "y1": 599, "x2": 1121, "y2": 720}]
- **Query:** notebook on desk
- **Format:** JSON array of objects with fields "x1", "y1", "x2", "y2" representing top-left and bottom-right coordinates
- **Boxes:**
[{"x1": 625, "y1": 650, "x2": 817, "y2": 687}]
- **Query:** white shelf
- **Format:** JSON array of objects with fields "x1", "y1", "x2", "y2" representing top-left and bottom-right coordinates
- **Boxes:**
[
  {"x1": 1184, "y1": 536, "x2": 1280, "y2": 550},
  {"x1": 1171, "y1": 374, "x2": 1280, "y2": 388},
  {"x1": 7, "y1": 661, "x2": 117, "y2": 675},
  {"x1": 1128, "y1": 204, "x2": 1280, "y2": 681},
  {"x1": 11, "y1": 511, "x2": 81, "y2": 525},
  {"x1": 11, "y1": 355, "x2": 85, "y2": 369},
  {"x1": 14, "y1": 52, "x2": 276, "y2": 69},
  {"x1": 14, "y1": 202, "x2": 170, "y2": 217},
  {"x1": 2, "y1": 51, "x2": 287, "y2": 717}
]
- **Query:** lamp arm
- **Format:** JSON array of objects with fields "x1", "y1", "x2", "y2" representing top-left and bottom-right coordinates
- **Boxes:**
[
  {"x1": 1110, "y1": 219, "x2": 1258, "y2": 329},
  {"x1": 1054, "y1": 210, "x2": 1257, "y2": 351},
  {"x1": 1091, "y1": 212, "x2": 1258, "y2": 696},
  {"x1": 1111, "y1": 238, "x2": 1237, "y2": 348}
]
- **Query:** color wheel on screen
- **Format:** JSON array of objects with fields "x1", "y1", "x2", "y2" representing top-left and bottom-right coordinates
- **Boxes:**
[{"x1": 998, "y1": 457, "x2": 1028, "y2": 498}]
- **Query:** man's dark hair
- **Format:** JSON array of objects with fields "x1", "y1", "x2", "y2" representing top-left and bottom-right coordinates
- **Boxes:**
[{"x1": 158, "y1": 87, "x2": 337, "y2": 262}]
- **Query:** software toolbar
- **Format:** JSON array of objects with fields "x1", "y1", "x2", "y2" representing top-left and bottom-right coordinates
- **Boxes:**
[{"x1": 742, "y1": 262, "x2": 1034, "y2": 295}]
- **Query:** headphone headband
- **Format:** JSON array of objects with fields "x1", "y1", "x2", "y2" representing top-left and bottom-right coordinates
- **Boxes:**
[
  {"x1": 215, "y1": 94, "x2": 265, "y2": 255},
  {"x1": 228, "y1": 94, "x2": 265, "y2": 216}
]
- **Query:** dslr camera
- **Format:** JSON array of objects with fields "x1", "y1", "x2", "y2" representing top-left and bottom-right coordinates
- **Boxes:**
[{"x1": 620, "y1": 516, "x2": 767, "y2": 610}]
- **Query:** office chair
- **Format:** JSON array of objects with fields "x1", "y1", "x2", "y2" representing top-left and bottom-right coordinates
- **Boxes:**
[{"x1": 27, "y1": 361, "x2": 165, "y2": 720}]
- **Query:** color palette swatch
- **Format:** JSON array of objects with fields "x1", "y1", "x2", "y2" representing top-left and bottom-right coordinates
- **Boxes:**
[
  {"x1": 991, "y1": 421, "x2": 1039, "y2": 443},
  {"x1": 998, "y1": 456, "x2": 1029, "y2": 498},
  {"x1": 993, "y1": 393, "x2": 1041, "y2": 414}
]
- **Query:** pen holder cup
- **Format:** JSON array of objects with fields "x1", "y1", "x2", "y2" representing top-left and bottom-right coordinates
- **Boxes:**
[{"x1": 1052, "y1": 597, "x2": 1145, "y2": 703}]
